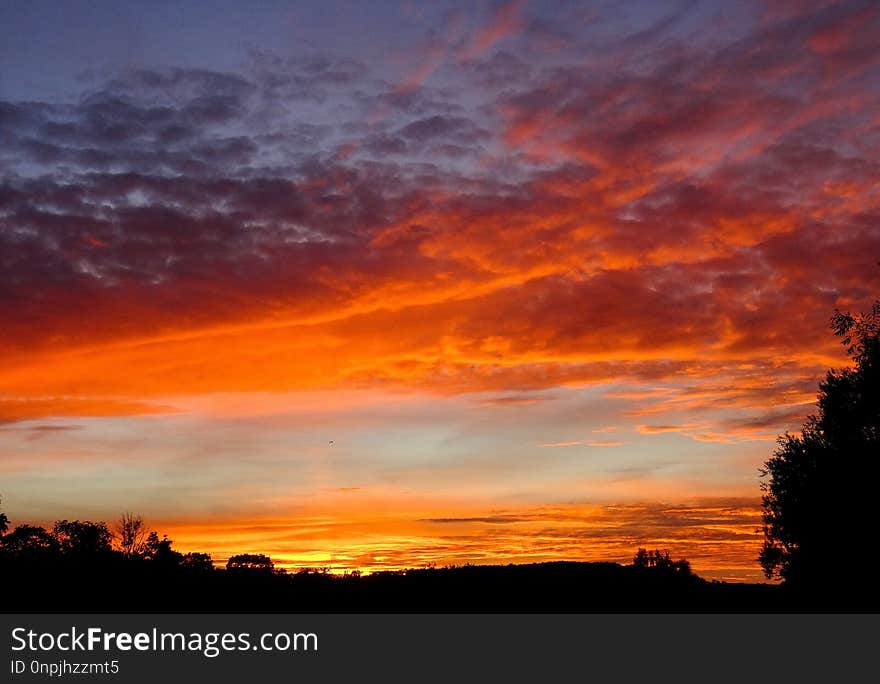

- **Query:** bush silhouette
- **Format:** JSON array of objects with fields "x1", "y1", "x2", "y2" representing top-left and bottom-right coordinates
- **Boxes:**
[
  {"x1": 760, "y1": 300, "x2": 879, "y2": 588},
  {"x1": 226, "y1": 553, "x2": 275, "y2": 572}
]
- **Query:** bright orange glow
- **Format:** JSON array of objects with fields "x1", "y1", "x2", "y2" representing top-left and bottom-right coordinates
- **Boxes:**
[
  {"x1": 3, "y1": 0, "x2": 879, "y2": 584},
  {"x1": 159, "y1": 497, "x2": 766, "y2": 583}
]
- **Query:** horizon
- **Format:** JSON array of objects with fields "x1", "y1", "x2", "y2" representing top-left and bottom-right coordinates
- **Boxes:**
[{"x1": 2, "y1": 0, "x2": 879, "y2": 585}]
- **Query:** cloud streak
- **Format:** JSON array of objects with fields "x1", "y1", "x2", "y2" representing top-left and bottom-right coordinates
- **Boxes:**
[{"x1": 538, "y1": 440, "x2": 623, "y2": 448}]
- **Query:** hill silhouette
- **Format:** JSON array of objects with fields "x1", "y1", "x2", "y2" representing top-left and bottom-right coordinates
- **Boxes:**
[{"x1": 0, "y1": 554, "x2": 782, "y2": 613}]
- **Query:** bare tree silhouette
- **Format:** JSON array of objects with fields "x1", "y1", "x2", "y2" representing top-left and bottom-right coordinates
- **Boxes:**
[{"x1": 116, "y1": 513, "x2": 149, "y2": 558}]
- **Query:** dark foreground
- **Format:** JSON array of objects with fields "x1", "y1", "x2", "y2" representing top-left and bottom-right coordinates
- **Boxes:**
[{"x1": 3, "y1": 559, "x2": 875, "y2": 612}]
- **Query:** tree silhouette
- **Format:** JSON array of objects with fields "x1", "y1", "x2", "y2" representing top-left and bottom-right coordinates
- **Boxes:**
[
  {"x1": 760, "y1": 300, "x2": 880, "y2": 587},
  {"x1": 632, "y1": 548, "x2": 692, "y2": 575},
  {"x1": 1, "y1": 524, "x2": 59, "y2": 558},
  {"x1": 143, "y1": 531, "x2": 183, "y2": 566},
  {"x1": 226, "y1": 553, "x2": 275, "y2": 572},
  {"x1": 52, "y1": 520, "x2": 114, "y2": 557},
  {"x1": 180, "y1": 552, "x2": 214, "y2": 571},
  {"x1": 116, "y1": 513, "x2": 148, "y2": 558},
  {"x1": 0, "y1": 496, "x2": 8, "y2": 537}
]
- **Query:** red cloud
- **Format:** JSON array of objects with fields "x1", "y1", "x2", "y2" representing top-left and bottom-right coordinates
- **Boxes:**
[{"x1": 1, "y1": 0, "x2": 877, "y2": 444}]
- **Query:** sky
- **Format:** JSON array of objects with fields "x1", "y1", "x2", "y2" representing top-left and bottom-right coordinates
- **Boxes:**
[{"x1": 1, "y1": 0, "x2": 878, "y2": 582}]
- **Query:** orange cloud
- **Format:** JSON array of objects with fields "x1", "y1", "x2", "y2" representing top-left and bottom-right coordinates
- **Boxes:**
[
  {"x1": 1, "y1": 0, "x2": 877, "y2": 489},
  {"x1": 636, "y1": 424, "x2": 700, "y2": 435},
  {"x1": 0, "y1": 398, "x2": 173, "y2": 423},
  {"x1": 538, "y1": 440, "x2": 623, "y2": 448}
]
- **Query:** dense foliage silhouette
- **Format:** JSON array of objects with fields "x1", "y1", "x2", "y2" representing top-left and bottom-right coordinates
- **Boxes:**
[
  {"x1": 52, "y1": 520, "x2": 114, "y2": 557},
  {"x1": 1, "y1": 523, "x2": 58, "y2": 557},
  {"x1": 760, "y1": 299, "x2": 880, "y2": 593}
]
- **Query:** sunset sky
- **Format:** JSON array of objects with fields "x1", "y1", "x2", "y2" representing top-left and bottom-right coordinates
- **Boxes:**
[{"x1": 1, "y1": 0, "x2": 879, "y2": 582}]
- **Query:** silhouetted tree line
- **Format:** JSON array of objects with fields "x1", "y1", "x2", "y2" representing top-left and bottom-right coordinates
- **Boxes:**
[
  {"x1": 1, "y1": 499, "x2": 769, "y2": 611},
  {"x1": 0, "y1": 504, "x2": 694, "y2": 582},
  {"x1": 0, "y1": 509, "x2": 271, "y2": 574},
  {"x1": 0, "y1": 497, "x2": 871, "y2": 611}
]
